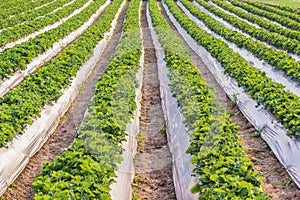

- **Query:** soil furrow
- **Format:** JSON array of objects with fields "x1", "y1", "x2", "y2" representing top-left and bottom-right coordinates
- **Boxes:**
[
  {"x1": 132, "y1": 2, "x2": 176, "y2": 199},
  {"x1": 2, "y1": 3, "x2": 128, "y2": 199},
  {"x1": 159, "y1": 2, "x2": 300, "y2": 199}
]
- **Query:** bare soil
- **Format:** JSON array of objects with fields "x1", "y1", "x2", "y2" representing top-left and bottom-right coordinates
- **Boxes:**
[
  {"x1": 159, "y1": 2, "x2": 300, "y2": 199},
  {"x1": 132, "y1": 2, "x2": 176, "y2": 199},
  {"x1": 2, "y1": 4, "x2": 128, "y2": 199}
]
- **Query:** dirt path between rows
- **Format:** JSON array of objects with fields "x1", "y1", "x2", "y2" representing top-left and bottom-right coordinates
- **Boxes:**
[
  {"x1": 2, "y1": 3, "x2": 128, "y2": 199},
  {"x1": 159, "y1": 2, "x2": 300, "y2": 199},
  {"x1": 132, "y1": 2, "x2": 176, "y2": 199}
]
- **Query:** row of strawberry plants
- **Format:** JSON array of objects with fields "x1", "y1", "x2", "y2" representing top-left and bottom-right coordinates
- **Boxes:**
[
  {"x1": 0, "y1": 0, "x2": 37, "y2": 10},
  {"x1": 0, "y1": 0, "x2": 88, "y2": 47},
  {"x1": 245, "y1": 0, "x2": 300, "y2": 23},
  {"x1": 272, "y1": 4, "x2": 300, "y2": 15},
  {"x1": 0, "y1": 0, "x2": 106, "y2": 80},
  {"x1": 32, "y1": 0, "x2": 142, "y2": 198},
  {"x1": 164, "y1": 0, "x2": 300, "y2": 136},
  {"x1": 0, "y1": 0, "x2": 72, "y2": 29},
  {"x1": 0, "y1": 0, "x2": 55, "y2": 19},
  {"x1": 180, "y1": 0, "x2": 300, "y2": 84},
  {"x1": 149, "y1": 0, "x2": 268, "y2": 198},
  {"x1": 228, "y1": 0, "x2": 300, "y2": 31},
  {"x1": 196, "y1": 0, "x2": 300, "y2": 55},
  {"x1": 211, "y1": 0, "x2": 300, "y2": 42},
  {"x1": 0, "y1": 0, "x2": 117, "y2": 148}
]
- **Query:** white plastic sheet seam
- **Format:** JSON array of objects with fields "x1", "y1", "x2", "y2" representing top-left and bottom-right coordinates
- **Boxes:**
[
  {"x1": 0, "y1": 1, "x2": 120, "y2": 195},
  {"x1": 147, "y1": 2, "x2": 198, "y2": 199},
  {"x1": 109, "y1": 1, "x2": 142, "y2": 199},
  {"x1": 0, "y1": 0, "x2": 111, "y2": 98},
  {"x1": 178, "y1": 1, "x2": 300, "y2": 97},
  {"x1": 162, "y1": 1, "x2": 300, "y2": 189},
  {"x1": 0, "y1": 0, "x2": 94, "y2": 52}
]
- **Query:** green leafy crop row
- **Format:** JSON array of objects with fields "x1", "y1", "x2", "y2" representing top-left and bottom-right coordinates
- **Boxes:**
[
  {"x1": 165, "y1": 0, "x2": 300, "y2": 136},
  {"x1": 0, "y1": 0, "x2": 72, "y2": 29},
  {"x1": 149, "y1": 0, "x2": 269, "y2": 198},
  {"x1": 199, "y1": 0, "x2": 300, "y2": 55},
  {"x1": 0, "y1": 0, "x2": 54, "y2": 19},
  {"x1": 211, "y1": 0, "x2": 300, "y2": 42},
  {"x1": 271, "y1": 3, "x2": 300, "y2": 15},
  {"x1": 32, "y1": 0, "x2": 142, "y2": 198},
  {"x1": 0, "y1": 0, "x2": 116, "y2": 147},
  {"x1": 0, "y1": 0, "x2": 106, "y2": 80},
  {"x1": 0, "y1": 0, "x2": 88, "y2": 47},
  {"x1": 245, "y1": 0, "x2": 300, "y2": 23},
  {"x1": 181, "y1": 0, "x2": 300, "y2": 84},
  {"x1": 229, "y1": 0, "x2": 300, "y2": 31},
  {"x1": 0, "y1": 0, "x2": 31, "y2": 10}
]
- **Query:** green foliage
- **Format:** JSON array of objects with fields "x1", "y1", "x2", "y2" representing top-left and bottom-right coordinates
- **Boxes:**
[
  {"x1": 0, "y1": 0, "x2": 53, "y2": 19},
  {"x1": 0, "y1": 0, "x2": 71, "y2": 29},
  {"x1": 245, "y1": 0, "x2": 300, "y2": 23},
  {"x1": 161, "y1": 125, "x2": 166, "y2": 134},
  {"x1": 0, "y1": 0, "x2": 110, "y2": 147},
  {"x1": 32, "y1": 0, "x2": 142, "y2": 198},
  {"x1": 166, "y1": 0, "x2": 300, "y2": 136},
  {"x1": 183, "y1": 0, "x2": 300, "y2": 83},
  {"x1": 199, "y1": 0, "x2": 300, "y2": 55},
  {"x1": 280, "y1": 177, "x2": 293, "y2": 186},
  {"x1": 229, "y1": 0, "x2": 300, "y2": 31},
  {"x1": 211, "y1": 0, "x2": 300, "y2": 41},
  {"x1": 268, "y1": 1, "x2": 300, "y2": 14},
  {"x1": 0, "y1": 0, "x2": 107, "y2": 80},
  {"x1": 250, "y1": 130, "x2": 262, "y2": 137},
  {"x1": 33, "y1": 132, "x2": 122, "y2": 199},
  {"x1": 0, "y1": 0, "x2": 90, "y2": 47},
  {"x1": 149, "y1": 0, "x2": 269, "y2": 198}
]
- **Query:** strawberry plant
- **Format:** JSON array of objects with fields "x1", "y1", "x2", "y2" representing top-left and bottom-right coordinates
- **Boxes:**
[
  {"x1": 170, "y1": 0, "x2": 300, "y2": 135},
  {"x1": 0, "y1": 0, "x2": 118, "y2": 147},
  {"x1": 211, "y1": 0, "x2": 300, "y2": 41},
  {"x1": 33, "y1": 0, "x2": 143, "y2": 198},
  {"x1": 181, "y1": 0, "x2": 300, "y2": 83},
  {"x1": 244, "y1": 0, "x2": 300, "y2": 23},
  {"x1": 0, "y1": 0, "x2": 54, "y2": 19},
  {"x1": 197, "y1": 0, "x2": 300, "y2": 55},
  {"x1": 273, "y1": 4, "x2": 300, "y2": 15},
  {"x1": 0, "y1": 0, "x2": 72, "y2": 29},
  {"x1": 0, "y1": 0, "x2": 89, "y2": 47},
  {"x1": 229, "y1": 0, "x2": 300, "y2": 31},
  {"x1": 0, "y1": 0, "x2": 106, "y2": 80},
  {"x1": 149, "y1": 0, "x2": 269, "y2": 198}
]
